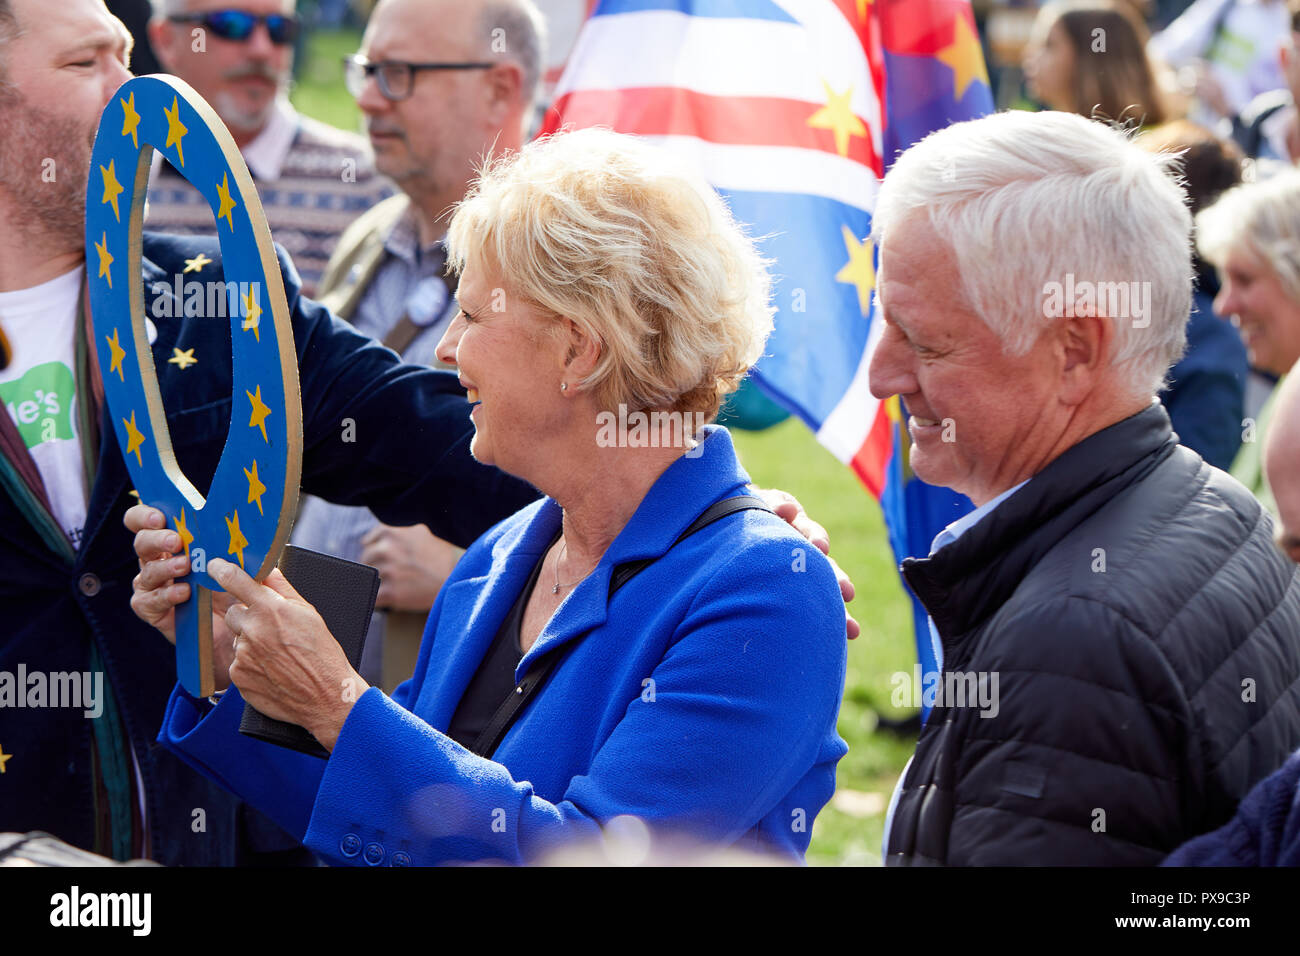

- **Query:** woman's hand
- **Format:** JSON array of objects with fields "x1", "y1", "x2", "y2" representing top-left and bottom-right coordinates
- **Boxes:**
[
  {"x1": 209, "y1": 557, "x2": 366, "y2": 751},
  {"x1": 752, "y1": 486, "x2": 860, "y2": 640},
  {"x1": 126, "y1": 503, "x2": 238, "y2": 692}
]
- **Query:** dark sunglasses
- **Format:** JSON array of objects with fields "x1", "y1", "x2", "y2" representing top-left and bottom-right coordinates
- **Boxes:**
[{"x1": 168, "y1": 10, "x2": 299, "y2": 46}]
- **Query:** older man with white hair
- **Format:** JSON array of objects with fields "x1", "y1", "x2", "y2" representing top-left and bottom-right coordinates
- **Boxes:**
[{"x1": 872, "y1": 109, "x2": 1300, "y2": 866}]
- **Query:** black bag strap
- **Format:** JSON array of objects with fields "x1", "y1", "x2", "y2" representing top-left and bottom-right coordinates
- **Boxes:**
[{"x1": 469, "y1": 494, "x2": 773, "y2": 757}]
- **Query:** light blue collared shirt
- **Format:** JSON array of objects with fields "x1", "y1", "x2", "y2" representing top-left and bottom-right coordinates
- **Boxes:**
[
  {"x1": 924, "y1": 479, "x2": 1029, "y2": 678},
  {"x1": 928, "y1": 480, "x2": 1029, "y2": 556}
]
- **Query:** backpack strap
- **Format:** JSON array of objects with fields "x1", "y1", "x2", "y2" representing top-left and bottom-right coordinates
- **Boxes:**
[
  {"x1": 468, "y1": 494, "x2": 774, "y2": 758},
  {"x1": 605, "y1": 494, "x2": 772, "y2": 596}
]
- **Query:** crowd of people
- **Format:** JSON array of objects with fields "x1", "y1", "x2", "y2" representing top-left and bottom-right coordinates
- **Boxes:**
[{"x1": 0, "y1": 0, "x2": 1299, "y2": 867}]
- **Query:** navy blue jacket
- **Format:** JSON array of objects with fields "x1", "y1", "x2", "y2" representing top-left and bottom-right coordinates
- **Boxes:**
[
  {"x1": 0, "y1": 234, "x2": 538, "y2": 864},
  {"x1": 158, "y1": 427, "x2": 849, "y2": 865},
  {"x1": 1161, "y1": 272, "x2": 1249, "y2": 471}
]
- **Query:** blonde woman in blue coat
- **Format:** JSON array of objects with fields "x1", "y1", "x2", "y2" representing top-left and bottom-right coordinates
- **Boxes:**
[{"x1": 128, "y1": 129, "x2": 849, "y2": 865}]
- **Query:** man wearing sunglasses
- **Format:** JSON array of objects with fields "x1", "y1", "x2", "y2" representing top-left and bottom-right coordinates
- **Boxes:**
[
  {"x1": 296, "y1": 0, "x2": 547, "y2": 691},
  {"x1": 144, "y1": 1, "x2": 393, "y2": 297}
]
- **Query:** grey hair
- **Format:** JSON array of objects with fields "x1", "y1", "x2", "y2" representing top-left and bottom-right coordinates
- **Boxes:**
[
  {"x1": 872, "y1": 109, "x2": 1194, "y2": 400},
  {"x1": 1197, "y1": 170, "x2": 1300, "y2": 305},
  {"x1": 477, "y1": 0, "x2": 547, "y2": 112}
]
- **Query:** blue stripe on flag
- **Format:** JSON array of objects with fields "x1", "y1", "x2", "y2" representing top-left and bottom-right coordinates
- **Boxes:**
[
  {"x1": 592, "y1": 0, "x2": 799, "y2": 23},
  {"x1": 717, "y1": 188, "x2": 873, "y2": 428}
]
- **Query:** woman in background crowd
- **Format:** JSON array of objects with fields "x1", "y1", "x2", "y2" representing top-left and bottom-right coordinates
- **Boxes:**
[
  {"x1": 1024, "y1": 0, "x2": 1171, "y2": 127},
  {"x1": 1197, "y1": 169, "x2": 1300, "y2": 514}
]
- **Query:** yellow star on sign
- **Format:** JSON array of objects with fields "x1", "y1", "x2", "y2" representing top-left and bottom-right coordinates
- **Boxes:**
[
  {"x1": 174, "y1": 507, "x2": 195, "y2": 553},
  {"x1": 225, "y1": 510, "x2": 249, "y2": 569},
  {"x1": 123, "y1": 409, "x2": 147, "y2": 466},
  {"x1": 168, "y1": 347, "x2": 197, "y2": 370},
  {"x1": 183, "y1": 253, "x2": 212, "y2": 274},
  {"x1": 216, "y1": 172, "x2": 238, "y2": 231},
  {"x1": 0, "y1": 744, "x2": 10, "y2": 773},
  {"x1": 244, "y1": 460, "x2": 267, "y2": 515},
  {"x1": 106, "y1": 327, "x2": 126, "y2": 382},
  {"x1": 247, "y1": 384, "x2": 272, "y2": 443},
  {"x1": 100, "y1": 158, "x2": 124, "y2": 223},
  {"x1": 807, "y1": 80, "x2": 868, "y2": 158},
  {"x1": 95, "y1": 232, "x2": 114, "y2": 289},
  {"x1": 164, "y1": 95, "x2": 188, "y2": 167},
  {"x1": 242, "y1": 286, "x2": 262, "y2": 341},
  {"x1": 936, "y1": 12, "x2": 990, "y2": 101},
  {"x1": 835, "y1": 225, "x2": 876, "y2": 316},
  {"x1": 120, "y1": 90, "x2": 141, "y2": 148}
]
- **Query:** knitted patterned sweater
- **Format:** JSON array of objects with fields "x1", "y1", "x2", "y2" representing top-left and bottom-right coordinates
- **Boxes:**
[{"x1": 144, "y1": 109, "x2": 394, "y2": 298}]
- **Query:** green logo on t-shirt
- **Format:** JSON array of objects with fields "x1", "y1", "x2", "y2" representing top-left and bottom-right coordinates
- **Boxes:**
[{"x1": 0, "y1": 361, "x2": 76, "y2": 448}]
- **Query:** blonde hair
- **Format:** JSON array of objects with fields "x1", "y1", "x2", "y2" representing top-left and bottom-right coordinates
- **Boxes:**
[{"x1": 446, "y1": 128, "x2": 774, "y2": 420}]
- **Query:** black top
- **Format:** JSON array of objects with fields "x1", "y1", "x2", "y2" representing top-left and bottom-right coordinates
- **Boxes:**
[{"x1": 444, "y1": 541, "x2": 551, "y2": 750}]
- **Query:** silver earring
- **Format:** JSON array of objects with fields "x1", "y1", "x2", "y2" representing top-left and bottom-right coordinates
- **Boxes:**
[{"x1": 561, "y1": 383, "x2": 569, "y2": 392}]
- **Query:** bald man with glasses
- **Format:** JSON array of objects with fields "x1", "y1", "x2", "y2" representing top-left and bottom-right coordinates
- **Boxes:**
[
  {"x1": 297, "y1": 0, "x2": 548, "y2": 691},
  {"x1": 143, "y1": 0, "x2": 394, "y2": 296}
]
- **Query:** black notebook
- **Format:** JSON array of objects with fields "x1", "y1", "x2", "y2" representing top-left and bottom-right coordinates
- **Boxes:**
[{"x1": 237, "y1": 544, "x2": 381, "y2": 758}]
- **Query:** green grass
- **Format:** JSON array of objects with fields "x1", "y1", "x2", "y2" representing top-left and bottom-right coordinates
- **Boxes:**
[
  {"x1": 290, "y1": 28, "x2": 366, "y2": 134},
  {"x1": 292, "y1": 27, "x2": 917, "y2": 867},
  {"x1": 731, "y1": 420, "x2": 916, "y2": 865}
]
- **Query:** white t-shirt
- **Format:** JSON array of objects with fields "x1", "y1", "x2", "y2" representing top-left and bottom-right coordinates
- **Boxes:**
[{"x1": 0, "y1": 267, "x2": 89, "y2": 548}]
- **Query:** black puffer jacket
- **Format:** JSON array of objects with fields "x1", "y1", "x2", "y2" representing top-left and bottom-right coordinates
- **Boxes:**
[{"x1": 886, "y1": 404, "x2": 1300, "y2": 865}]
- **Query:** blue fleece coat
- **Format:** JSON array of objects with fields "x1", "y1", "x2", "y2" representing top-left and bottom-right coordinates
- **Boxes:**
[
  {"x1": 1163, "y1": 750, "x2": 1300, "y2": 866},
  {"x1": 159, "y1": 426, "x2": 849, "y2": 865}
]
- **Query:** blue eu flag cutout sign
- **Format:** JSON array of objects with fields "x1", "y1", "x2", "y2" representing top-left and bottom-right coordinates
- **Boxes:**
[{"x1": 85, "y1": 75, "x2": 303, "y2": 698}]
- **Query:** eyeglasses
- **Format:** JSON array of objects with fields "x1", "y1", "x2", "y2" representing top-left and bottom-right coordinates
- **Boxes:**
[
  {"x1": 168, "y1": 11, "x2": 299, "y2": 46},
  {"x1": 343, "y1": 55, "x2": 495, "y2": 102}
]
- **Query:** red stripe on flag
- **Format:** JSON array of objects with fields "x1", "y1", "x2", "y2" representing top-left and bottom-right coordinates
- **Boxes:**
[
  {"x1": 826, "y1": 0, "x2": 887, "y2": 159},
  {"x1": 850, "y1": 403, "x2": 893, "y2": 500},
  {"x1": 878, "y1": 0, "x2": 971, "y2": 57},
  {"x1": 543, "y1": 86, "x2": 879, "y2": 169},
  {"x1": 828, "y1": 0, "x2": 871, "y2": 45}
]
